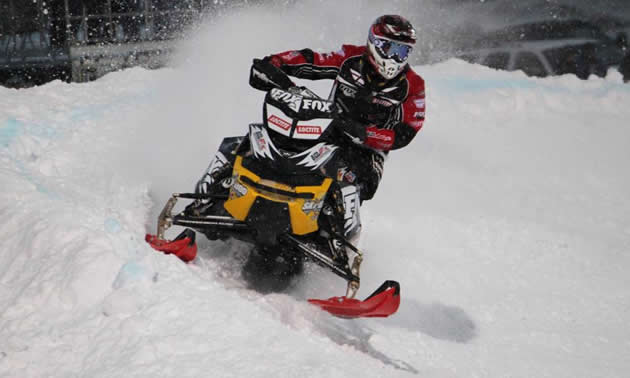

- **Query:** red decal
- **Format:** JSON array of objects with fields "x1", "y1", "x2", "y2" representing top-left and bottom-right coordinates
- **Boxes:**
[
  {"x1": 365, "y1": 126, "x2": 394, "y2": 150},
  {"x1": 409, "y1": 120, "x2": 424, "y2": 131},
  {"x1": 268, "y1": 115, "x2": 291, "y2": 130},
  {"x1": 296, "y1": 125, "x2": 322, "y2": 135}
]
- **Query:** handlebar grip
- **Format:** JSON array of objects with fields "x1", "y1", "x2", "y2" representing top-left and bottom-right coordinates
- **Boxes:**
[{"x1": 249, "y1": 58, "x2": 295, "y2": 91}]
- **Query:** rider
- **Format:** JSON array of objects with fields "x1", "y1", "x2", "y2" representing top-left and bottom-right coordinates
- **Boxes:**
[{"x1": 195, "y1": 15, "x2": 426, "y2": 206}]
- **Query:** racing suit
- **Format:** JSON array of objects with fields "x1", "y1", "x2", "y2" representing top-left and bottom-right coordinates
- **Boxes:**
[{"x1": 250, "y1": 44, "x2": 426, "y2": 201}]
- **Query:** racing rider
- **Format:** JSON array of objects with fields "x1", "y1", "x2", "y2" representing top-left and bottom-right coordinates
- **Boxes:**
[
  {"x1": 179, "y1": 15, "x2": 426, "y2": 264},
  {"x1": 246, "y1": 14, "x2": 426, "y2": 202}
]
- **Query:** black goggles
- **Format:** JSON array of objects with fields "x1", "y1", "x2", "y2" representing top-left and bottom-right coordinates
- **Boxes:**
[{"x1": 369, "y1": 32, "x2": 412, "y2": 63}]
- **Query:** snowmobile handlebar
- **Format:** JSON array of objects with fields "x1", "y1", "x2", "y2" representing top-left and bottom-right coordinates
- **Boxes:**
[{"x1": 249, "y1": 57, "x2": 296, "y2": 92}]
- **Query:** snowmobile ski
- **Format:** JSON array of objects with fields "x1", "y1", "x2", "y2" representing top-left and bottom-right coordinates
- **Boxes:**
[
  {"x1": 146, "y1": 228, "x2": 197, "y2": 262},
  {"x1": 308, "y1": 280, "x2": 401, "y2": 318}
]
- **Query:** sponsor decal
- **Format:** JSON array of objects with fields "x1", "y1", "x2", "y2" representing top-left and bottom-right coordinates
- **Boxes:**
[
  {"x1": 312, "y1": 145, "x2": 331, "y2": 161},
  {"x1": 337, "y1": 167, "x2": 347, "y2": 181},
  {"x1": 293, "y1": 142, "x2": 338, "y2": 170},
  {"x1": 296, "y1": 125, "x2": 322, "y2": 135},
  {"x1": 413, "y1": 111, "x2": 425, "y2": 118},
  {"x1": 344, "y1": 171, "x2": 356, "y2": 183},
  {"x1": 336, "y1": 165, "x2": 357, "y2": 183},
  {"x1": 311, "y1": 149, "x2": 322, "y2": 161},
  {"x1": 341, "y1": 185, "x2": 359, "y2": 232},
  {"x1": 372, "y1": 97, "x2": 393, "y2": 107},
  {"x1": 301, "y1": 99, "x2": 333, "y2": 112},
  {"x1": 367, "y1": 130, "x2": 393, "y2": 141},
  {"x1": 254, "y1": 130, "x2": 267, "y2": 150},
  {"x1": 409, "y1": 120, "x2": 424, "y2": 130},
  {"x1": 302, "y1": 199, "x2": 324, "y2": 213},
  {"x1": 350, "y1": 69, "x2": 365, "y2": 86},
  {"x1": 270, "y1": 88, "x2": 303, "y2": 112},
  {"x1": 413, "y1": 99, "x2": 425, "y2": 107},
  {"x1": 281, "y1": 51, "x2": 300, "y2": 59},
  {"x1": 338, "y1": 83, "x2": 357, "y2": 97},
  {"x1": 249, "y1": 124, "x2": 279, "y2": 160},
  {"x1": 268, "y1": 115, "x2": 291, "y2": 130},
  {"x1": 232, "y1": 181, "x2": 248, "y2": 197},
  {"x1": 221, "y1": 177, "x2": 235, "y2": 189}
]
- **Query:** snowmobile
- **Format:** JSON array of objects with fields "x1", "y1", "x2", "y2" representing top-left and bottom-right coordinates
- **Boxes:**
[{"x1": 145, "y1": 85, "x2": 400, "y2": 318}]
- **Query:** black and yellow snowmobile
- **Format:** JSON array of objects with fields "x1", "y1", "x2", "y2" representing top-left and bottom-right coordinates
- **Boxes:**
[{"x1": 146, "y1": 86, "x2": 400, "y2": 318}]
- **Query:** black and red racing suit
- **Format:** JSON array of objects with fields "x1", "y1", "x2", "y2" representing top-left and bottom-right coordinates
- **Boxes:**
[{"x1": 250, "y1": 44, "x2": 426, "y2": 200}]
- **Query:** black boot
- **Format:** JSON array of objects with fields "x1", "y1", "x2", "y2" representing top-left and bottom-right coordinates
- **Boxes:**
[{"x1": 185, "y1": 164, "x2": 233, "y2": 216}]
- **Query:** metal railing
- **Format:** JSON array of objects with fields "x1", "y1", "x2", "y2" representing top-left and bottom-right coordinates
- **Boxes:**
[
  {"x1": 58, "y1": 0, "x2": 209, "y2": 46},
  {"x1": 0, "y1": 0, "x2": 219, "y2": 84},
  {"x1": 2, "y1": 2, "x2": 209, "y2": 66}
]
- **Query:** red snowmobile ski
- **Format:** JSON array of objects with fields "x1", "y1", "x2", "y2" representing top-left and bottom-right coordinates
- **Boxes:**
[{"x1": 308, "y1": 281, "x2": 400, "y2": 318}]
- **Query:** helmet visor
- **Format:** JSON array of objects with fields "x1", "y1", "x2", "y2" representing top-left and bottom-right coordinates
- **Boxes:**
[{"x1": 369, "y1": 32, "x2": 412, "y2": 63}]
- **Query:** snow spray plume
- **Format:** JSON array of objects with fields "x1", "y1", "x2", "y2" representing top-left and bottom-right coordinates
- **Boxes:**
[{"x1": 124, "y1": 0, "x2": 459, "y2": 227}]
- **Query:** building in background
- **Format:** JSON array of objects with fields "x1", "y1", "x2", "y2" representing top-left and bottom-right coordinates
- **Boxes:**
[{"x1": 0, "y1": 0, "x2": 235, "y2": 87}]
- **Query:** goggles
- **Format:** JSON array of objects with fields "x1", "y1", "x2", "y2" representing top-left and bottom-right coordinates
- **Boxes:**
[{"x1": 369, "y1": 32, "x2": 412, "y2": 63}]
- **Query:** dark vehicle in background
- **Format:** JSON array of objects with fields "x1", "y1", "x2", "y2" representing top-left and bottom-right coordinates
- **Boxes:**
[{"x1": 457, "y1": 20, "x2": 627, "y2": 79}]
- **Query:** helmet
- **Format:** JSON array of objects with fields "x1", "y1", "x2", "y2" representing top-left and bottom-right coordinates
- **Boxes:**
[{"x1": 366, "y1": 15, "x2": 416, "y2": 80}]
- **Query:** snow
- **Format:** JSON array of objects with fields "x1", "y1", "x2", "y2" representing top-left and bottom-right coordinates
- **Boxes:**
[{"x1": 2, "y1": 4, "x2": 630, "y2": 378}]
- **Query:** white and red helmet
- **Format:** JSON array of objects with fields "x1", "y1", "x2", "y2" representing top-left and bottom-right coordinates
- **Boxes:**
[{"x1": 367, "y1": 15, "x2": 417, "y2": 80}]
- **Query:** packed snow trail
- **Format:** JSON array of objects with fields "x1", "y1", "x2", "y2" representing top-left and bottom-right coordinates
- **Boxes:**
[{"x1": 2, "y1": 4, "x2": 630, "y2": 377}]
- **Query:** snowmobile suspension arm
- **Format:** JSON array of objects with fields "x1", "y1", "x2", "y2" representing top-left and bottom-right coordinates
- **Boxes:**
[
  {"x1": 282, "y1": 234, "x2": 361, "y2": 298},
  {"x1": 155, "y1": 193, "x2": 231, "y2": 239},
  {"x1": 326, "y1": 231, "x2": 363, "y2": 298}
]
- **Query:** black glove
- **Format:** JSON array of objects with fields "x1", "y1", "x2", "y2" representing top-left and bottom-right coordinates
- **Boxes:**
[
  {"x1": 249, "y1": 58, "x2": 295, "y2": 91},
  {"x1": 333, "y1": 117, "x2": 367, "y2": 145}
]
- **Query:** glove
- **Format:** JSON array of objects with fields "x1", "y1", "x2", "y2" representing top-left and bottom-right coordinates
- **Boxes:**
[
  {"x1": 337, "y1": 118, "x2": 367, "y2": 145},
  {"x1": 249, "y1": 58, "x2": 295, "y2": 91},
  {"x1": 364, "y1": 126, "x2": 395, "y2": 151},
  {"x1": 337, "y1": 117, "x2": 395, "y2": 151}
]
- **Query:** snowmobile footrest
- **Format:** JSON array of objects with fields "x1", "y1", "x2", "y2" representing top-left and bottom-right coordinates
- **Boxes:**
[
  {"x1": 146, "y1": 228, "x2": 198, "y2": 262},
  {"x1": 308, "y1": 280, "x2": 401, "y2": 318}
]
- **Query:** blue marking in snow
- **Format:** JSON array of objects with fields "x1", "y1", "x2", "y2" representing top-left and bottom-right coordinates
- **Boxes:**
[
  {"x1": 0, "y1": 118, "x2": 22, "y2": 147},
  {"x1": 69, "y1": 91, "x2": 156, "y2": 123},
  {"x1": 30, "y1": 123, "x2": 57, "y2": 139},
  {"x1": 1, "y1": 118, "x2": 57, "y2": 152},
  {"x1": 104, "y1": 218, "x2": 123, "y2": 234},
  {"x1": 8, "y1": 156, "x2": 55, "y2": 197},
  {"x1": 112, "y1": 261, "x2": 151, "y2": 289}
]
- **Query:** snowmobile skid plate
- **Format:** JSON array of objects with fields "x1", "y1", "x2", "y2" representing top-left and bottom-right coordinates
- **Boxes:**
[
  {"x1": 308, "y1": 280, "x2": 401, "y2": 318},
  {"x1": 146, "y1": 228, "x2": 197, "y2": 263}
]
